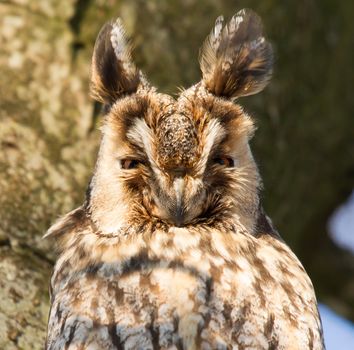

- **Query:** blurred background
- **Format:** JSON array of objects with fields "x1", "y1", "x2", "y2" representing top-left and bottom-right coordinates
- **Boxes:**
[{"x1": 0, "y1": 0, "x2": 353, "y2": 348}]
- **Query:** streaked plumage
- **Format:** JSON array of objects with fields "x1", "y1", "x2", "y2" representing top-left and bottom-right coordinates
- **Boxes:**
[{"x1": 45, "y1": 9, "x2": 325, "y2": 350}]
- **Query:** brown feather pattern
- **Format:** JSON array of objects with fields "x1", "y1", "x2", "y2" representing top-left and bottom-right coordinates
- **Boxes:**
[
  {"x1": 199, "y1": 9, "x2": 274, "y2": 98},
  {"x1": 90, "y1": 19, "x2": 140, "y2": 105},
  {"x1": 45, "y1": 10, "x2": 324, "y2": 350}
]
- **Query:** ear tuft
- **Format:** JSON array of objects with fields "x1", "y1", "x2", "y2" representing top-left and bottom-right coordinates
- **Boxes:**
[
  {"x1": 199, "y1": 9, "x2": 273, "y2": 99},
  {"x1": 90, "y1": 18, "x2": 140, "y2": 105}
]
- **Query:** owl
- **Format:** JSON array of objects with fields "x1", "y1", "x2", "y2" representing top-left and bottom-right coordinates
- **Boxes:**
[{"x1": 45, "y1": 9, "x2": 324, "y2": 350}]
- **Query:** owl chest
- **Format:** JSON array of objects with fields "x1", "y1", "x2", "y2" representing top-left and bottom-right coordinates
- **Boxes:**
[
  {"x1": 51, "y1": 228, "x2": 322, "y2": 349},
  {"x1": 58, "y1": 227, "x2": 312, "y2": 315},
  {"x1": 54, "y1": 251, "x2": 318, "y2": 349}
]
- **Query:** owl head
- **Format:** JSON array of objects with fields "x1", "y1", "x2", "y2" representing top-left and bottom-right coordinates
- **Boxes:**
[{"x1": 87, "y1": 9, "x2": 273, "y2": 234}]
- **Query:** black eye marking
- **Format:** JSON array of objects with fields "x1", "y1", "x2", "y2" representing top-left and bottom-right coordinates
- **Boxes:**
[
  {"x1": 214, "y1": 156, "x2": 235, "y2": 167},
  {"x1": 120, "y1": 159, "x2": 141, "y2": 169}
]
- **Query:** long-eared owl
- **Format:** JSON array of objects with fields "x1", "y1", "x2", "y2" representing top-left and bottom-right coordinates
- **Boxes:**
[{"x1": 45, "y1": 9, "x2": 325, "y2": 350}]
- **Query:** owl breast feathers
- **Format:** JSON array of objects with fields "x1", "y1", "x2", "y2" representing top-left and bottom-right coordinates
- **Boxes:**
[{"x1": 45, "y1": 9, "x2": 325, "y2": 350}]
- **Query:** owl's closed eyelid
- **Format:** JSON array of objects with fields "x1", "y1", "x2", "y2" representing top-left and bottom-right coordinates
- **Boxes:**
[
  {"x1": 118, "y1": 157, "x2": 147, "y2": 169},
  {"x1": 213, "y1": 156, "x2": 235, "y2": 167},
  {"x1": 206, "y1": 146, "x2": 237, "y2": 165}
]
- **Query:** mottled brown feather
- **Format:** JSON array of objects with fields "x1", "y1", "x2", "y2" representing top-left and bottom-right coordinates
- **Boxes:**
[
  {"x1": 199, "y1": 9, "x2": 273, "y2": 98},
  {"x1": 45, "y1": 10, "x2": 324, "y2": 350}
]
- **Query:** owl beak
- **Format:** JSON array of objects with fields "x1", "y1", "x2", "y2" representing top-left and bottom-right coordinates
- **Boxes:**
[
  {"x1": 152, "y1": 173, "x2": 204, "y2": 227},
  {"x1": 169, "y1": 176, "x2": 204, "y2": 226},
  {"x1": 173, "y1": 177, "x2": 186, "y2": 227}
]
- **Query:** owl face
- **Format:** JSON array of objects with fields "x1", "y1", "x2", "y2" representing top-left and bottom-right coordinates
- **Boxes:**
[{"x1": 87, "y1": 12, "x2": 273, "y2": 234}]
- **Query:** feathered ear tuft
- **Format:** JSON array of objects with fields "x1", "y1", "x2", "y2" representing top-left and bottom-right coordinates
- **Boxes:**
[
  {"x1": 90, "y1": 18, "x2": 140, "y2": 105},
  {"x1": 199, "y1": 9, "x2": 273, "y2": 99}
]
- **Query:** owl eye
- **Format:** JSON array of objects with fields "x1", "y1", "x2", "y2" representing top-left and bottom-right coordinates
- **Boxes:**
[
  {"x1": 120, "y1": 159, "x2": 141, "y2": 169},
  {"x1": 214, "y1": 156, "x2": 235, "y2": 167}
]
